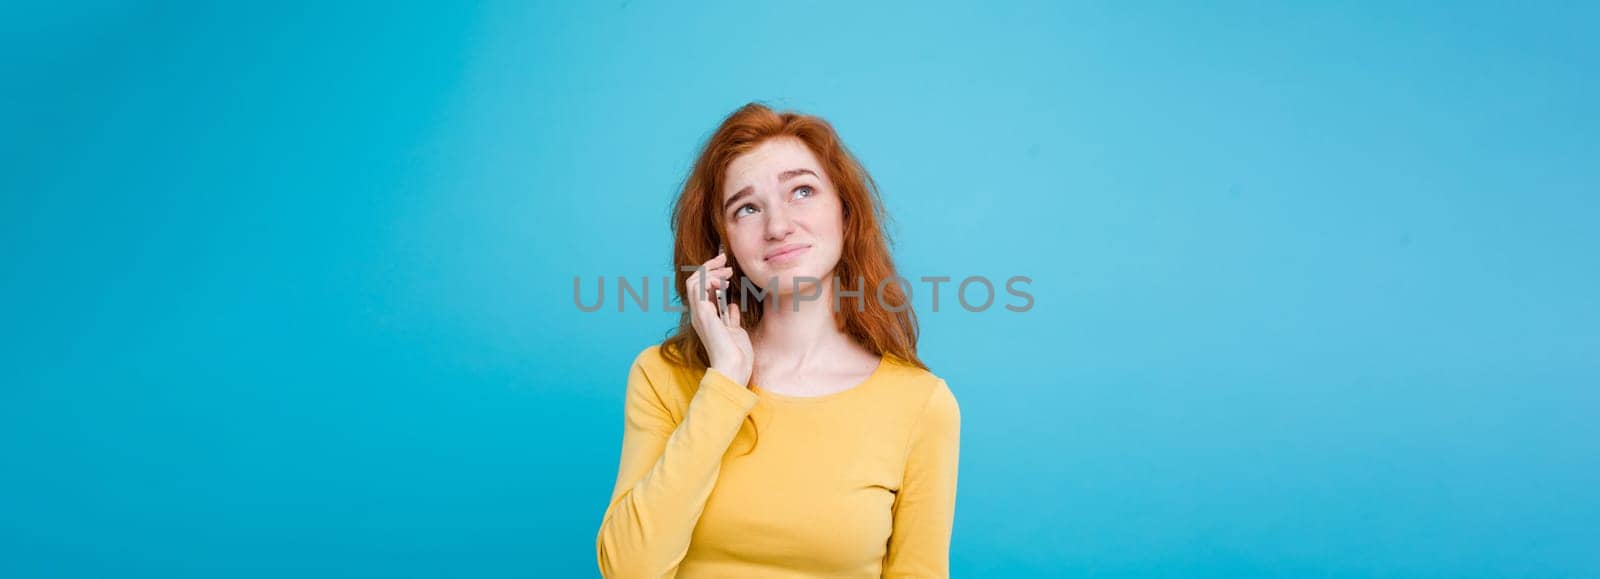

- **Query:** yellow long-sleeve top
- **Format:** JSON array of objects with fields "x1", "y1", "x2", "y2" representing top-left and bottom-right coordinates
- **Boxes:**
[{"x1": 596, "y1": 344, "x2": 961, "y2": 578}]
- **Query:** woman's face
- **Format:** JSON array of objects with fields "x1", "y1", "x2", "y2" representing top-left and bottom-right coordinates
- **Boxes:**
[{"x1": 720, "y1": 136, "x2": 845, "y2": 297}]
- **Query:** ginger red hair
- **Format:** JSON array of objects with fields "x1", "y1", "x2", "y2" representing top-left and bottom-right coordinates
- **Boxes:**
[{"x1": 660, "y1": 102, "x2": 925, "y2": 371}]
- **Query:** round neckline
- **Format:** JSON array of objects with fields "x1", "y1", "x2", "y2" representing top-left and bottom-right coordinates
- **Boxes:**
[{"x1": 752, "y1": 354, "x2": 891, "y2": 404}]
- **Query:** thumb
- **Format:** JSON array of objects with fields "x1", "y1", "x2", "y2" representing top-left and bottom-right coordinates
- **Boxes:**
[{"x1": 727, "y1": 300, "x2": 742, "y2": 327}]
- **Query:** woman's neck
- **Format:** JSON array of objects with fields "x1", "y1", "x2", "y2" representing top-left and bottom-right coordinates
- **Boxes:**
[{"x1": 753, "y1": 278, "x2": 850, "y2": 371}]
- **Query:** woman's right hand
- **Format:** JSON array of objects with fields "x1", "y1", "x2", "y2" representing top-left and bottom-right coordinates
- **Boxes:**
[{"x1": 686, "y1": 250, "x2": 754, "y2": 387}]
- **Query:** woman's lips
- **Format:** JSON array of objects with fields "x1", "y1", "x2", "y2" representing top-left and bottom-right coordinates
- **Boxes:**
[{"x1": 764, "y1": 244, "x2": 811, "y2": 264}]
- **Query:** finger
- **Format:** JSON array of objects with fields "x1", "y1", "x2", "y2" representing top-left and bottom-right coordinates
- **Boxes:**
[
  {"x1": 688, "y1": 262, "x2": 730, "y2": 290},
  {"x1": 684, "y1": 272, "x2": 711, "y2": 314},
  {"x1": 727, "y1": 300, "x2": 741, "y2": 328},
  {"x1": 698, "y1": 273, "x2": 724, "y2": 311},
  {"x1": 705, "y1": 252, "x2": 727, "y2": 267},
  {"x1": 691, "y1": 264, "x2": 723, "y2": 290}
]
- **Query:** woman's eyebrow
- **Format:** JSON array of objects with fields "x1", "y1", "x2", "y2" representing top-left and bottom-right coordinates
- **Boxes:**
[
  {"x1": 777, "y1": 168, "x2": 818, "y2": 182},
  {"x1": 724, "y1": 189, "x2": 753, "y2": 213},
  {"x1": 723, "y1": 168, "x2": 820, "y2": 212}
]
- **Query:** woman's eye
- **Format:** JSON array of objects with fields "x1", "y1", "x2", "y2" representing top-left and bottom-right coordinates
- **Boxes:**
[
  {"x1": 734, "y1": 204, "x2": 757, "y2": 218},
  {"x1": 793, "y1": 186, "x2": 814, "y2": 199}
]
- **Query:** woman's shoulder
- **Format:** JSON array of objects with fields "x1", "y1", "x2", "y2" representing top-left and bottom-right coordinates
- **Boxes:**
[
  {"x1": 626, "y1": 342, "x2": 703, "y2": 404},
  {"x1": 865, "y1": 354, "x2": 960, "y2": 440},
  {"x1": 630, "y1": 343, "x2": 670, "y2": 373},
  {"x1": 877, "y1": 354, "x2": 960, "y2": 408},
  {"x1": 630, "y1": 341, "x2": 704, "y2": 375}
]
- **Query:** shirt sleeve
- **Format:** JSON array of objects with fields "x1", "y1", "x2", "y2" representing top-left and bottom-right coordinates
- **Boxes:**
[
  {"x1": 882, "y1": 379, "x2": 962, "y2": 578},
  {"x1": 595, "y1": 353, "x2": 759, "y2": 578}
]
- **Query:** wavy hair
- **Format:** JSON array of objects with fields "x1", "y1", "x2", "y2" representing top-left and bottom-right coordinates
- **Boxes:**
[{"x1": 660, "y1": 102, "x2": 924, "y2": 372}]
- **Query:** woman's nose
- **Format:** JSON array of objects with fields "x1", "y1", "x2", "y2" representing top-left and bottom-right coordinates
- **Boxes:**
[{"x1": 764, "y1": 205, "x2": 795, "y2": 239}]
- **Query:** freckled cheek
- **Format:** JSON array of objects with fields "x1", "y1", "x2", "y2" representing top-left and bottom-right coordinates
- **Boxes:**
[
  {"x1": 800, "y1": 201, "x2": 844, "y2": 242},
  {"x1": 795, "y1": 200, "x2": 837, "y2": 229}
]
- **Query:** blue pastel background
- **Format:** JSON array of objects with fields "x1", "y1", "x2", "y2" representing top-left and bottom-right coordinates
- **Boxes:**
[{"x1": 3, "y1": 1, "x2": 1596, "y2": 577}]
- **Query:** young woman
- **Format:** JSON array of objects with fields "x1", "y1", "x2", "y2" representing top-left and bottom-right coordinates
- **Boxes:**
[{"x1": 595, "y1": 103, "x2": 961, "y2": 578}]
